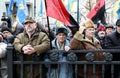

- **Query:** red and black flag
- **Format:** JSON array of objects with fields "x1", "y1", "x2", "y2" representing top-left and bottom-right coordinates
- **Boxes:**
[
  {"x1": 87, "y1": 0, "x2": 106, "y2": 24},
  {"x1": 45, "y1": 0, "x2": 79, "y2": 35}
]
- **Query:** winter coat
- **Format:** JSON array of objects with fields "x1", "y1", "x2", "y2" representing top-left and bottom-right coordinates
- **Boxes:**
[
  {"x1": 0, "y1": 42, "x2": 7, "y2": 78},
  {"x1": 0, "y1": 42, "x2": 7, "y2": 58},
  {"x1": 104, "y1": 30, "x2": 120, "y2": 78},
  {"x1": 104, "y1": 30, "x2": 120, "y2": 49},
  {"x1": 14, "y1": 29, "x2": 51, "y2": 78},
  {"x1": 70, "y1": 31, "x2": 104, "y2": 78},
  {"x1": 96, "y1": 35, "x2": 106, "y2": 49},
  {"x1": 104, "y1": 30, "x2": 120, "y2": 60}
]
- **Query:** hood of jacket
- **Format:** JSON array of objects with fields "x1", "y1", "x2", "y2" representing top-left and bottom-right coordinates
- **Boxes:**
[{"x1": 73, "y1": 31, "x2": 100, "y2": 45}]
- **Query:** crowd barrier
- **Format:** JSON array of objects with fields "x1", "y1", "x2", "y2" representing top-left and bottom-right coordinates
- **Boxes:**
[{"x1": 0, "y1": 43, "x2": 120, "y2": 78}]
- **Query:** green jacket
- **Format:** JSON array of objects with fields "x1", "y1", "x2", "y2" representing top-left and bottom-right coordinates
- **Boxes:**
[
  {"x1": 13, "y1": 30, "x2": 50, "y2": 78},
  {"x1": 14, "y1": 30, "x2": 50, "y2": 56}
]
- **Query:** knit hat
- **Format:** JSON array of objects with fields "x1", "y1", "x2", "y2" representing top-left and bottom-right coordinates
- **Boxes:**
[
  {"x1": 56, "y1": 27, "x2": 67, "y2": 35},
  {"x1": 116, "y1": 19, "x2": 120, "y2": 26},
  {"x1": 97, "y1": 25, "x2": 106, "y2": 32},
  {"x1": 1, "y1": 26, "x2": 11, "y2": 33},
  {"x1": 80, "y1": 19, "x2": 95, "y2": 30},
  {"x1": 24, "y1": 16, "x2": 36, "y2": 24}
]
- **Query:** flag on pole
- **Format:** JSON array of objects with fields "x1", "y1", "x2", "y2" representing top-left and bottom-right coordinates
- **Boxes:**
[
  {"x1": 46, "y1": 0, "x2": 78, "y2": 27},
  {"x1": 16, "y1": 0, "x2": 28, "y2": 24},
  {"x1": 117, "y1": 5, "x2": 120, "y2": 19},
  {"x1": 8, "y1": 0, "x2": 14, "y2": 16},
  {"x1": 87, "y1": 0, "x2": 106, "y2": 24},
  {"x1": 67, "y1": 0, "x2": 77, "y2": 12},
  {"x1": 38, "y1": 0, "x2": 43, "y2": 16},
  {"x1": 113, "y1": 0, "x2": 120, "y2": 19}
]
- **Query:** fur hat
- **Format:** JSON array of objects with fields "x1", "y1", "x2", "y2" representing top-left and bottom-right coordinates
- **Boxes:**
[
  {"x1": 80, "y1": 19, "x2": 95, "y2": 30},
  {"x1": 97, "y1": 25, "x2": 106, "y2": 32},
  {"x1": 56, "y1": 27, "x2": 67, "y2": 35}
]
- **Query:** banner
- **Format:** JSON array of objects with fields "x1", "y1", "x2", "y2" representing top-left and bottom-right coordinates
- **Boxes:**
[
  {"x1": 87, "y1": 0, "x2": 106, "y2": 24},
  {"x1": 8, "y1": 0, "x2": 14, "y2": 16},
  {"x1": 46, "y1": 0, "x2": 78, "y2": 27},
  {"x1": 16, "y1": 0, "x2": 28, "y2": 24}
]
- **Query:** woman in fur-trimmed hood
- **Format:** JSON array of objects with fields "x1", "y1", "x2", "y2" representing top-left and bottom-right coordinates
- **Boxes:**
[{"x1": 70, "y1": 19, "x2": 104, "y2": 78}]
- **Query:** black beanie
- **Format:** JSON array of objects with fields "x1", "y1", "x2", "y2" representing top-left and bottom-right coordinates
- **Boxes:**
[
  {"x1": 56, "y1": 28, "x2": 67, "y2": 35},
  {"x1": 1, "y1": 26, "x2": 11, "y2": 33}
]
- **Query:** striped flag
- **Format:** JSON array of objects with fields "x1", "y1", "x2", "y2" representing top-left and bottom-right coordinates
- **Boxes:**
[
  {"x1": 38, "y1": 0, "x2": 43, "y2": 16},
  {"x1": 87, "y1": 0, "x2": 106, "y2": 24},
  {"x1": 46, "y1": 0, "x2": 78, "y2": 27},
  {"x1": 46, "y1": 0, "x2": 79, "y2": 35},
  {"x1": 113, "y1": 0, "x2": 120, "y2": 18}
]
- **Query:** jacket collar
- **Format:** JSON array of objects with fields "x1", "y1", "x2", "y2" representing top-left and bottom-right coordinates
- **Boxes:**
[
  {"x1": 23, "y1": 28, "x2": 40, "y2": 38},
  {"x1": 74, "y1": 31, "x2": 100, "y2": 45}
]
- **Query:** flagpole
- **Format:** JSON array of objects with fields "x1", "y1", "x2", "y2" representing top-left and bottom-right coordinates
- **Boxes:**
[
  {"x1": 77, "y1": 0, "x2": 80, "y2": 24},
  {"x1": 44, "y1": 0, "x2": 52, "y2": 49},
  {"x1": 34, "y1": 0, "x2": 36, "y2": 17}
]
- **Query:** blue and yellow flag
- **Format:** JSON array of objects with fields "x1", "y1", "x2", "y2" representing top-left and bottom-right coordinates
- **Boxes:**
[
  {"x1": 114, "y1": 0, "x2": 120, "y2": 18},
  {"x1": 68, "y1": 0, "x2": 77, "y2": 12},
  {"x1": 38, "y1": 0, "x2": 43, "y2": 16},
  {"x1": 8, "y1": 0, "x2": 14, "y2": 16},
  {"x1": 16, "y1": 0, "x2": 28, "y2": 24},
  {"x1": 62, "y1": 0, "x2": 76, "y2": 12}
]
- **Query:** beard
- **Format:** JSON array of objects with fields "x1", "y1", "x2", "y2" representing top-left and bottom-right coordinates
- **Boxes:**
[{"x1": 26, "y1": 27, "x2": 33, "y2": 32}]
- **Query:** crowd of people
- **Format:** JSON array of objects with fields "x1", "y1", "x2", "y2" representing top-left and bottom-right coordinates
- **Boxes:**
[{"x1": 0, "y1": 16, "x2": 120, "y2": 78}]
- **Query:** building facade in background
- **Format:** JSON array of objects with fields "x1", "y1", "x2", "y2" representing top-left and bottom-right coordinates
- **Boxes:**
[{"x1": 0, "y1": 0, "x2": 120, "y2": 26}]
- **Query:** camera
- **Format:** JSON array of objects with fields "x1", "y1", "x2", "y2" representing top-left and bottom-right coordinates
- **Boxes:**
[
  {"x1": 1, "y1": 12, "x2": 9, "y2": 21},
  {"x1": 1, "y1": 12, "x2": 11, "y2": 28}
]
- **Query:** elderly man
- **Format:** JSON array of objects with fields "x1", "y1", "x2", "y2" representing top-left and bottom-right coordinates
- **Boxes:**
[
  {"x1": 45, "y1": 27, "x2": 72, "y2": 78},
  {"x1": 105, "y1": 24, "x2": 114, "y2": 35},
  {"x1": 70, "y1": 19, "x2": 103, "y2": 78},
  {"x1": 14, "y1": 16, "x2": 51, "y2": 78}
]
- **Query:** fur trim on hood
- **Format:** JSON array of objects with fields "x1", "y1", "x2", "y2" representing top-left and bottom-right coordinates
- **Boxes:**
[{"x1": 73, "y1": 31, "x2": 100, "y2": 45}]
